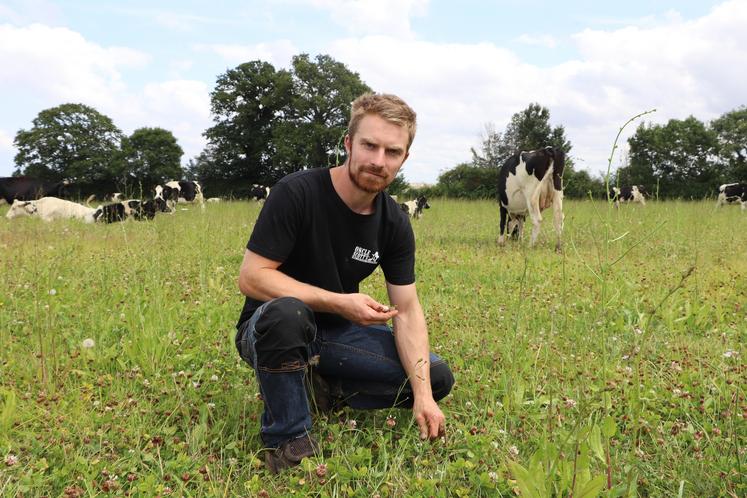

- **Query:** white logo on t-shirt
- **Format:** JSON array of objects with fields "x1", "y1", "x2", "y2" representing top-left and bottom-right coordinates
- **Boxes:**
[{"x1": 351, "y1": 246, "x2": 379, "y2": 264}]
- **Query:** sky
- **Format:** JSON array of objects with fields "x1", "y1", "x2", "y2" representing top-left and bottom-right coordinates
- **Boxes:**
[{"x1": 1, "y1": 0, "x2": 745, "y2": 184}]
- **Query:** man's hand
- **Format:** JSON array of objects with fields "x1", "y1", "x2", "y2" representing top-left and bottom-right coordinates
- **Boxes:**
[
  {"x1": 336, "y1": 293, "x2": 398, "y2": 325},
  {"x1": 413, "y1": 396, "x2": 446, "y2": 440}
]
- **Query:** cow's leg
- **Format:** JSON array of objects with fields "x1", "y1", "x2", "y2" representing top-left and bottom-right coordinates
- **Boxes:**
[
  {"x1": 527, "y1": 194, "x2": 543, "y2": 248},
  {"x1": 498, "y1": 205, "x2": 508, "y2": 245},
  {"x1": 552, "y1": 190, "x2": 564, "y2": 251}
]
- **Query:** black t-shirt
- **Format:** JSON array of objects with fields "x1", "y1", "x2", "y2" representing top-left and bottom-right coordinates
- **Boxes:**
[{"x1": 237, "y1": 167, "x2": 416, "y2": 328}]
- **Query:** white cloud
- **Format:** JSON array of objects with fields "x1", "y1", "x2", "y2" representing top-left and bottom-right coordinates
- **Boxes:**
[
  {"x1": 303, "y1": 0, "x2": 428, "y2": 37},
  {"x1": 0, "y1": 23, "x2": 149, "y2": 109},
  {"x1": 194, "y1": 40, "x2": 299, "y2": 68},
  {"x1": 515, "y1": 34, "x2": 558, "y2": 49},
  {"x1": 0, "y1": 129, "x2": 13, "y2": 150}
]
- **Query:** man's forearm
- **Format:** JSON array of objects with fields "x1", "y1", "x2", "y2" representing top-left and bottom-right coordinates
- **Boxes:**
[
  {"x1": 240, "y1": 266, "x2": 343, "y2": 314},
  {"x1": 392, "y1": 307, "x2": 433, "y2": 399}
]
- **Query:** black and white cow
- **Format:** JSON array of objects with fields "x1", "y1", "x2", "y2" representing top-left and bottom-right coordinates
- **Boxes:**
[
  {"x1": 715, "y1": 183, "x2": 747, "y2": 210},
  {"x1": 92, "y1": 199, "x2": 158, "y2": 223},
  {"x1": 0, "y1": 177, "x2": 70, "y2": 204},
  {"x1": 248, "y1": 184, "x2": 270, "y2": 202},
  {"x1": 497, "y1": 146, "x2": 565, "y2": 250},
  {"x1": 609, "y1": 185, "x2": 647, "y2": 208},
  {"x1": 400, "y1": 196, "x2": 430, "y2": 219},
  {"x1": 154, "y1": 180, "x2": 204, "y2": 211}
]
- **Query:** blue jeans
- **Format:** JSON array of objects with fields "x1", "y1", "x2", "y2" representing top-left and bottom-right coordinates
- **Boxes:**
[{"x1": 235, "y1": 297, "x2": 454, "y2": 448}]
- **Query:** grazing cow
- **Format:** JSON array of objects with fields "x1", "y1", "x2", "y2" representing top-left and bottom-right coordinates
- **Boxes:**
[
  {"x1": 6, "y1": 197, "x2": 95, "y2": 223},
  {"x1": 497, "y1": 146, "x2": 565, "y2": 250},
  {"x1": 609, "y1": 185, "x2": 647, "y2": 208},
  {"x1": 0, "y1": 177, "x2": 70, "y2": 204},
  {"x1": 109, "y1": 192, "x2": 125, "y2": 202},
  {"x1": 716, "y1": 183, "x2": 747, "y2": 210},
  {"x1": 400, "y1": 196, "x2": 430, "y2": 219},
  {"x1": 93, "y1": 202, "x2": 127, "y2": 223},
  {"x1": 248, "y1": 184, "x2": 270, "y2": 202},
  {"x1": 154, "y1": 180, "x2": 205, "y2": 211}
]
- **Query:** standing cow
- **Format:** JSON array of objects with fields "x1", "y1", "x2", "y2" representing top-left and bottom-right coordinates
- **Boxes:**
[
  {"x1": 609, "y1": 185, "x2": 647, "y2": 208},
  {"x1": 715, "y1": 183, "x2": 747, "y2": 210},
  {"x1": 0, "y1": 177, "x2": 70, "y2": 204},
  {"x1": 497, "y1": 146, "x2": 565, "y2": 250},
  {"x1": 248, "y1": 184, "x2": 270, "y2": 202}
]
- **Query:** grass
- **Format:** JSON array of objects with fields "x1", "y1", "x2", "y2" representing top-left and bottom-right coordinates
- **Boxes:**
[{"x1": 0, "y1": 198, "x2": 745, "y2": 497}]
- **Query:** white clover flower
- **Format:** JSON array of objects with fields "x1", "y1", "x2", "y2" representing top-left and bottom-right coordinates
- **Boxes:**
[
  {"x1": 723, "y1": 350, "x2": 739, "y2": 358},
  {"x1": 488, "y1": 471, "x2": 498, "y2": 481},
  {"x1": 210, "y1": 374, "x2": 219, "y2": 382},
  {"x1": 207, "y1": 402, "x2": 216, "y2": 409},
  {"x1": 564, "y1": 398, "x2": 577, "y2": 409},
  {"x1": 82, "y1": 338, "x2": 95, "y2": 349},
  {"x1": 49, "y1": 289, "x2": 57, "y2": 296},
  {"x1": 508, "y1": 445, "x2": 519, "y2": 459},
  {"x1": 4, "y1": 454, "x2": 18, "y2": 466}
]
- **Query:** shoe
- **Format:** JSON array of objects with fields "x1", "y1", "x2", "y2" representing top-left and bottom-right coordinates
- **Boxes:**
[{"x1": 264, "y1": 434, "x2": 319, "y2": 474}]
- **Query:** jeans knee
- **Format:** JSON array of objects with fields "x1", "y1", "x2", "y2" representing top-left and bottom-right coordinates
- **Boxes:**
[
  {"x1": 431, "y1": 361, "x2": 454, "y2": 401},
  {"x1": 254, "y1": 297, "x2": 316, "y2": 369}
]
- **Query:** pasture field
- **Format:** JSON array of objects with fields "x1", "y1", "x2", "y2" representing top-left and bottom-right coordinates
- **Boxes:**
[{"x1": 0, "y1": 199, "x2": 745, "y2": 497}]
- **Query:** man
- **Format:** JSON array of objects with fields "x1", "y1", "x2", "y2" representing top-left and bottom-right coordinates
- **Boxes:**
[{"x1": 235, "y1": 93, "x2": 454, "y2": 474}]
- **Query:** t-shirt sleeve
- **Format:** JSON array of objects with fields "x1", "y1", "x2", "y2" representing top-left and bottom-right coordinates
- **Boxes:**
[
  {"x1": 246, "y1": 182, "x2": 302, "y2": 262},
  {"x1": 380, "y1": 216, "x2": 416, "y2": 285}
]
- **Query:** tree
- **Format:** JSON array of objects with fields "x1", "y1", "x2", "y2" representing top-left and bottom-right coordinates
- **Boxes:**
[
  {"x1": 277, "y1": 54, "x2": 371, "y2": 174},
  {"x1": 472, "y1": 103, "x2": 572, "y2": 169},
  {"x1": 625, "y1": 117, "x2": 718, "y2": 198},
  {"x1": 14, "y1": 103, "x2": 124, "y2": 187},
  {"x1": 204, "y1": 61, "x2": 293, "y2": 185},
  {"x1": 711, "y1": 106, "x2": 747, "y2": 181},
  {"x1": 121, "y1": 127, "x2": 183, "y2": 194}
]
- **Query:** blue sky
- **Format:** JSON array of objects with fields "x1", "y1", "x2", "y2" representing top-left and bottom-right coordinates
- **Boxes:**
[{"x1": 0, "y1": 0, "x2": 743, "y2": 184}]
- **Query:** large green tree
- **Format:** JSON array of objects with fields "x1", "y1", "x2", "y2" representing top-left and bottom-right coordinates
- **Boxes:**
[
  {"x1": 204, "y1": 61, "x2": 293, "y2": 185},
  {"x1": 624, "y1": 116, "x2": 718, "y2": 198},
  {"x1": 711, "y1": 106, "x2": 747, "y2": 181},
  {"x1": 281, "y1": 54, "x2": 371, "y2": 172},
  {"x1": 14, "y1": 103, "x2": 124, "y2": 186},
  {"x1": 202, "y1": 54, "x2": 371, "y2": 192},
  {"x1": 121, "y1": 127, "x2": 184, "y2": 195}
]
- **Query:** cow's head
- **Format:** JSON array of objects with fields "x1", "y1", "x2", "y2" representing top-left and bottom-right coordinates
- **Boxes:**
[
  {"x1": 6, "y1": 200, "x2": 37, "y2": 219},
  {"x1": 416, "y1": 196, "x2": 430, "y2": 212}
]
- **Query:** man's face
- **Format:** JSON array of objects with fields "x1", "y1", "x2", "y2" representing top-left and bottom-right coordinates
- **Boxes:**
[{"x1": 345, "y1": 114, "x2": 409, "y2": 194}]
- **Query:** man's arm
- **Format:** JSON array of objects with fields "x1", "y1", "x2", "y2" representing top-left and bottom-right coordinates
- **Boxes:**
[
  {"x1": 387, "y1": 282, "x2": 446, "y2": 440},
  {"x1": 238, "y1": 249, "x2": 398, "y2": 326}
]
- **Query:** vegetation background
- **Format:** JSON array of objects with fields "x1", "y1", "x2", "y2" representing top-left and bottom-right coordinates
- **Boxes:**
[{"x1": 1, "y1": 198, "x2": 745, "y2": 497}]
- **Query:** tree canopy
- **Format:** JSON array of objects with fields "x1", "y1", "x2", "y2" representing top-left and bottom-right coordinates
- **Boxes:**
[
  {"x1": 14, "y1": 103, "x2": 124, "y2": 186},
  {"x1": 121, "y1": 127, "x2": 184, "y2": 195}
]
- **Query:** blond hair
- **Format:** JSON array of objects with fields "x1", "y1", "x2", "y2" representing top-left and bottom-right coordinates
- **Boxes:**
[{"x1": 348, "y1": 93, "x2": 417, "y2": 150}]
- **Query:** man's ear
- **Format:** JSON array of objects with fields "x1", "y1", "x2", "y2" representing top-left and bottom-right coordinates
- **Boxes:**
[{"x1": 343, "y1": 134, "x2": 352, "y2": 154}]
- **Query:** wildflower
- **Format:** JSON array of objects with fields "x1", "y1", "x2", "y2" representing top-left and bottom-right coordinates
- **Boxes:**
[
  {"x1": 315, "y1": 463, "x2": 327, "y2": 478},
  {"x1": 347, "y1": 419, "x2": 357, "y2": 429},
  {"x1": 723, "y1": 350, "x2": 739, "y2": 358},
  {"x1": 82, "y1": 338, "x2": 95, "y2": 349},
  {"x1": 207, "y1": 402, "x2": 216, "y2": 409},
  {"x1": 465, "y1": 401, "x2": 472, "y2": 408},
  {"x1": 4, "y1": 454, "x2": 18, "y2": 466},
  {"x1": 49, "y1": 289, "x2": 57, "y2": 296},
  {"x1": 563, "y1": 398, "x2": 577, "y2": 409},
  {"x1": 634, "y1": 327, "x2": 643, "y2": 335},
  {"x1": 210, "y1": 374, "x2": 219, "y2": 381},
  {"x1": 488, "y1": 471, "x2": 498, "y2": 481},
  {"x1": 508, "y1": 446, "x2": 519, "y2": 459},
  {"x1": 386, "y1": 415, "x2": 397, "y2": 428}
]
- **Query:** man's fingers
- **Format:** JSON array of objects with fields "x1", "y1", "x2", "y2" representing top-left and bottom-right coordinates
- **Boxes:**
[{"x1": 416, "y1": 414, "x2": 428, "y2": 440}]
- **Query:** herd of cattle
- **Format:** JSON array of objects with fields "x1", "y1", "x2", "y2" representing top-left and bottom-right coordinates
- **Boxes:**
[{"x1": 2, "y1": 158, "x2": 746, "y2": 247}]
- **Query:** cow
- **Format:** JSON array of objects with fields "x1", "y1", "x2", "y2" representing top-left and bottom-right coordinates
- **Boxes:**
[
  {"x1": 206, "y1": 197, "x2": 222, "y2": 203},
  {"x1": 248, "y1": 184, "x2": 270, "y2": 202},
  {"x1": 715, "y1": 183, "x2": 747, "y2": 210},
  {"x1": 400, "y1": 196, "x2": 430, "y2": 219},
  {"x1": 0, "y1": 177, "x2": 70, "y2": 204},
  {"x1": 609, "y1": 185, "x2": 647, "y2": 208},
  {"x1": 92, "y1": 199, "x2": 159, "y2": 223},
  {"x1": 6, "y1": 197, "x2": 96, "y2": 223},
  {"x1": 497, "y1": 146, "x2": 565, "y2": 250},
  {"x1": 154, "y1": 180, "x2": 205, "y2": 211}
]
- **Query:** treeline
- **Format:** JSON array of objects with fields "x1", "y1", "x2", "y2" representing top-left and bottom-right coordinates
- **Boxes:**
[{"x1": 11, "y1": 52, "x2": 746, "y2": 200}]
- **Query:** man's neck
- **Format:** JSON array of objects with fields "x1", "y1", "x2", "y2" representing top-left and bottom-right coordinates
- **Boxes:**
[{"x1": 330, "y1": 164, "x2": 378, "y2": 215}]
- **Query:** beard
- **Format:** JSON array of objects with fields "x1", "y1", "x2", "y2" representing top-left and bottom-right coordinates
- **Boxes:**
[{"x1": 347, "y1": 150, "x2": 393, "y2": 194}]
